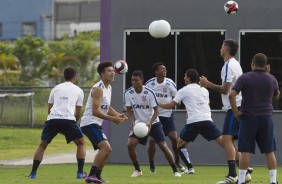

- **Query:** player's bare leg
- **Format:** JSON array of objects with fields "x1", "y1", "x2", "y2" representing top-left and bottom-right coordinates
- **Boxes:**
[
  {"x1": 127, "y1": 137, "x2": 142, "y2": 177},
  {"x1": 147, "y1": 138, "x2": 156, "y2": 173}
]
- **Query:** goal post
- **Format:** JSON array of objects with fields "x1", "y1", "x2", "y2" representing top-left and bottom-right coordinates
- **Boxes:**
[{"x1": 0, "y1": 90, "x2": 34, "y2": 127}]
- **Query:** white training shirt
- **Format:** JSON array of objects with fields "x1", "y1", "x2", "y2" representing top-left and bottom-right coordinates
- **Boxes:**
[
  {"x1": 221, "y1": 58, "x2": 242, "y2": 110},
  {"x1": 124, "y1": 85, "x2": 160, "y2": 125},
  {"x1": 47, "y1": 82, "x2": 84, "y2": 121},
  {"x1": 80, "y1": 80, "x2": 111, "y2": 127},
  {"x1": 173, "y1": 83, "x2": 212, "y2": 124},
  {"x1": 145, "y1": 77, "x2": 177, "y2": 117}
]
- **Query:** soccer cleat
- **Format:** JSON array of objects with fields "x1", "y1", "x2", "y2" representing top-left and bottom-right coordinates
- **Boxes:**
[
  {"x1": 150, "y1": 167, "x2": 156, "y2": 174},
  {"x1": 174, "y1": 172, "x2": 181, "y2": 177},
  {"x1": 247, "y1": 167, "x2": 254, "y2": 174},
  {"x1": 28, "y1": 172, "x2": 36, "y2": 179},
  {"x1": 100, "y1": 178, "x2": 110, "y2": 183},
  {"x1": 131, "y1": 170, "x2": 142, "y2": 177},
  {"x1": 85, "y1": 176, "x2": 102, "y2": 183},
  {"x1": 76, "y1": 171, "x2": 87, "y2": 179},
  {"x1": 183, "y1": 168, "x2": 195, "y2": 174},
  {"x1": 245, "y1": 173, "x2": 251, "y2": 183},
  {"x1": 216, "y1": 175, "x2": 238, "y2": 184},
  {"x1": 270, "y1": 182, "x2": 278, "y2": 184},
  {"x1": 176, "y1": 162, "x2": 186, "y2": 172}
]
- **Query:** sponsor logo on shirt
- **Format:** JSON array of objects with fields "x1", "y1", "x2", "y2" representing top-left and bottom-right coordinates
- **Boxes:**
[
  {"x1": 101, "y1": 105, "x2": 108, "y2": 109},
  {"x1": 155, "y1": 93, "x2": 168, "y2": 98},
  {"x1": 132, "y1": 104, "x2": 150, "y2": 109}
]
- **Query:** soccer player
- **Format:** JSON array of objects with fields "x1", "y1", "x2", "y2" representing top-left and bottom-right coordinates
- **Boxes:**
[
  {"x1": 229, "y1": 53, "x2": 280, "y2": 184},
  {"x1": 80, "y1": 61, "x2": 127, "y2": 183},
  {"x1": 200, "y1": 39, "x2": 252, "y2": 183},
  {"x1": 124, "y1": 70, "x2": 181, "y2": 177},
  {"x1": 145, "y1": 62, "x2": 187, "y2": 173},
  {"x1": 158, "y1": 69, "x2": 224, "y2": 174},
  {"x1": 28, "y1": 67, "x2": 86, "y2": 179}
]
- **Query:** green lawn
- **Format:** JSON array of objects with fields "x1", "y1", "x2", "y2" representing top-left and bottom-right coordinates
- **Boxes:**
[
  {"x1": 0, "y1": 127, "x2": 92, "y2": 160},
  {"x1": 0, "y1": 127, "x2": 281, "y2": 183},
  {"x1": 0, "y1": 164, "x2": 281, "y2": 184}
]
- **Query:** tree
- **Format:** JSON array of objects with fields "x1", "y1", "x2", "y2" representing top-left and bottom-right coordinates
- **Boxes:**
[
  {"x1": 0, "y1": 51, "x2": 20, "y2": 86},
  {"x1": 13, "y1": 35, "x2": 50, "y2": 85}
]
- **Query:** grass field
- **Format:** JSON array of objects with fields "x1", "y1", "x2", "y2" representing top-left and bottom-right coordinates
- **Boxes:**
[
  {"x1": 0, "y1": 127, "x2": 281, "y2": 183},
  {"x1": 0, "y1": 164, "x2": 281, "y2": 184},
  {"x1": 0, "y1": 127, "x2": 92, "y2": 160}
]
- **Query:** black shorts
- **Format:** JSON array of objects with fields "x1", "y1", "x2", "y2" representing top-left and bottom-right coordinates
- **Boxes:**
[
  {"x1": 180, "y1": 120, "x2": 222, "y2": 142},
  {"x1": 81, "y1": 124, "x2": 108, "y2": 150},
  {"x1": 238, "y1": 115, "x2": 277, "y2": 154},
  {"x1": 159, "y1": 114, "x2": 177, "y2": 136},
  {"x1": 129, "y1": 122, "x2": 166, "y2": 145},
  {"x1": 41, "y1": 119, "x2": 83, "y2": 144},
  {"x1": 222, "y1": 108, "x2": 240, "y2": 139}
]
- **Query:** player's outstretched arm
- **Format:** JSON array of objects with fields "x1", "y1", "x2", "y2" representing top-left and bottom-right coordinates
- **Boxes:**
[
  {"x1": 158, "y1": 100, "x2": 177, "y2": 109},
  {"x1": 200, "y1": 76, "x2": 231, "y2": 95}
]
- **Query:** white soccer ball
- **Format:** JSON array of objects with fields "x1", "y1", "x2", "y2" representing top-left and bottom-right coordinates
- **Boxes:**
[
  {"x1": 149, "y1": 20, "x2": 171, "y2": 38},
  {"x1": 224, "y1": 1, "x2": 239, "y2": 15},
  {"x1": 114, "y1": 60, "x2": 128, "y2": 74},
  {"x1": 133, "y1": 122, "x2": 148, "y2": 138}
]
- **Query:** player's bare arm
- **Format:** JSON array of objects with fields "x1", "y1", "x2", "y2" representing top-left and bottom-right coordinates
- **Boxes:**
[
  {"x1": 158, "y1": 100, "x2": 177, "y2": 109},
  {"x1": 273, "y1": 90, "x2": 280, "y2": 101},
  {"x1": 229, "y1": 89, "x2": 242, "y2": 121},
  {"x1": 108, "y1": 106, "x2": 128, "y2": 122},
  {"x1": 126, "y1": 106, "x2": 135, "y2": 130},
  {"x1": 48, "y1": 103, "x2": 53, "y2": 114},
  {"x1": 200, "y1": 76, "x2": 231, "y2": 95},
  {"x1": 91, "y1": 87, "x2": 124, "y2": 124},
  {"x1": 74, "y1": 105, "x2": 82, "y2": 121}
]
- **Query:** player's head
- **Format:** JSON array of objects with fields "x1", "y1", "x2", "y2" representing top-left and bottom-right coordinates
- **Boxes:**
[
  {"x1": 251, "y1": 53, "x2": 267, "y2": 69},
  {"x1": 185, "y1": 69, "x2": 199, "y2": 85},
  {"x1": 152, "y1": 62, "x2": 166, "y2": 77},
  {"x1": 64, "y1": 67, "x2": 77, "y2": 82},
  {"x1": 221, "y1": 39, "x2": 238, "y2": 57},
  {"x1": 97, "y1": 61, "x2": 113, "y2": 76},
  {"x1": 131, "y1": 70, "x2": 144, "y2": 89},
  {"x1": 97, "y1": 61, "x2": 115, "y2": 82}
]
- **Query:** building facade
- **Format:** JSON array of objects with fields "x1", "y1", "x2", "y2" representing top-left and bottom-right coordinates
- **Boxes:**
[{"x1": 0, "y1": 0, "x2": 100, "y2": 40}]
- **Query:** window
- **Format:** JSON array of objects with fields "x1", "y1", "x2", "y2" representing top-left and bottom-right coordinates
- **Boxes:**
[
  {"x1": 240, "y1": 31, "x2": 282, "y2": 110},
  {"x1": 55, "y1": 0, "x2": 100, "y2": 23},
  {"x1": 22, "y1": 22, "x2": 36, "y2": 36},
  {"x1": 125, "y1": 30, "x2": 225, "y2": 110}
]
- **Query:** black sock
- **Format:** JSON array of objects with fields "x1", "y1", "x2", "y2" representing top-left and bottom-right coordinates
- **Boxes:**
[
  {"x1": 89, "y1": 166, "x2": 98, "y2": 177},
  {"x1": 31, "y1": 160, "x2": 41, "y2": 173},
  {"x1": 170, "y1": 163, "x2": 178, "y2": 173},
  {"x1": 149, "y1": 161, "x2": 155, "y2": 169},
  {"x1": 177, "y1": 147, "x2": 193, "y2": 169},
  {"x1": 77, "y1": 158, "x2": 85, "y2": 173},
  {"x1": 133, "y1": 162, "x2": 141, "y2": 172},
  {"x1": 175, "y1": 157, "x2": 180, "y2": 163},
  {"x1": 228, "y1": 160, "x2": 237, "y2": 177},
  {"x1": 96, "y1": 170, "x2": 102, "y2": 179}
]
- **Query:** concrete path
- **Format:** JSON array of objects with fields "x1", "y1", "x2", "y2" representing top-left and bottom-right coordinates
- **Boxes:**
[{"x1": 0, "y1": 150, "x2": 97, "y2": 165}]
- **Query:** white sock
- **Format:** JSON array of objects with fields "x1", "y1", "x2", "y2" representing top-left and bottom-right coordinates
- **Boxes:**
[
  {"x1": 238, "y1": 169, "x2": 247, "y2": 184},
  {"x1": 269, "y1": 169, "x2": 277, "y2": 183}
]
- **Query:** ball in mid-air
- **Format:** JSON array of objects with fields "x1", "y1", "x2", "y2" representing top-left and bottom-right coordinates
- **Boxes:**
[
  {"x1": 133, "y1": 123, "x2": 148, "y2": 138},
  {"x1": 149, "y1": 20, "x2": 171, "y2": 38},
  {"x1": 114, "y1": 60, "x2": 128, "y2": 74},
  {"x1": 224, "y1": 1, "x2": 239, "y2": 15}
]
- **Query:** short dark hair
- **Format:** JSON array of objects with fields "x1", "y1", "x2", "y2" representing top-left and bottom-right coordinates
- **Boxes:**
[
  {"x1": 152, "y1": 62, "x2": 165, "y2": 72},
  {"x1": 97, "y1": 61, "x2": 113, "y2": 76},
  {"x1": 223, "y1": 39, "x2": 238, "y2": 56},
  {"x1": 252, "y1": 53, "x2": 267, "y2": 68},
  {"x1": 186, "y1": 69, "x2": 199, "y2": 83},
  {"x1": 132, "y1": 70, "x2": 144, "y2": 79},
  {"x1": 64, "y1": 67, "x2": 76, "y2": 81}
]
